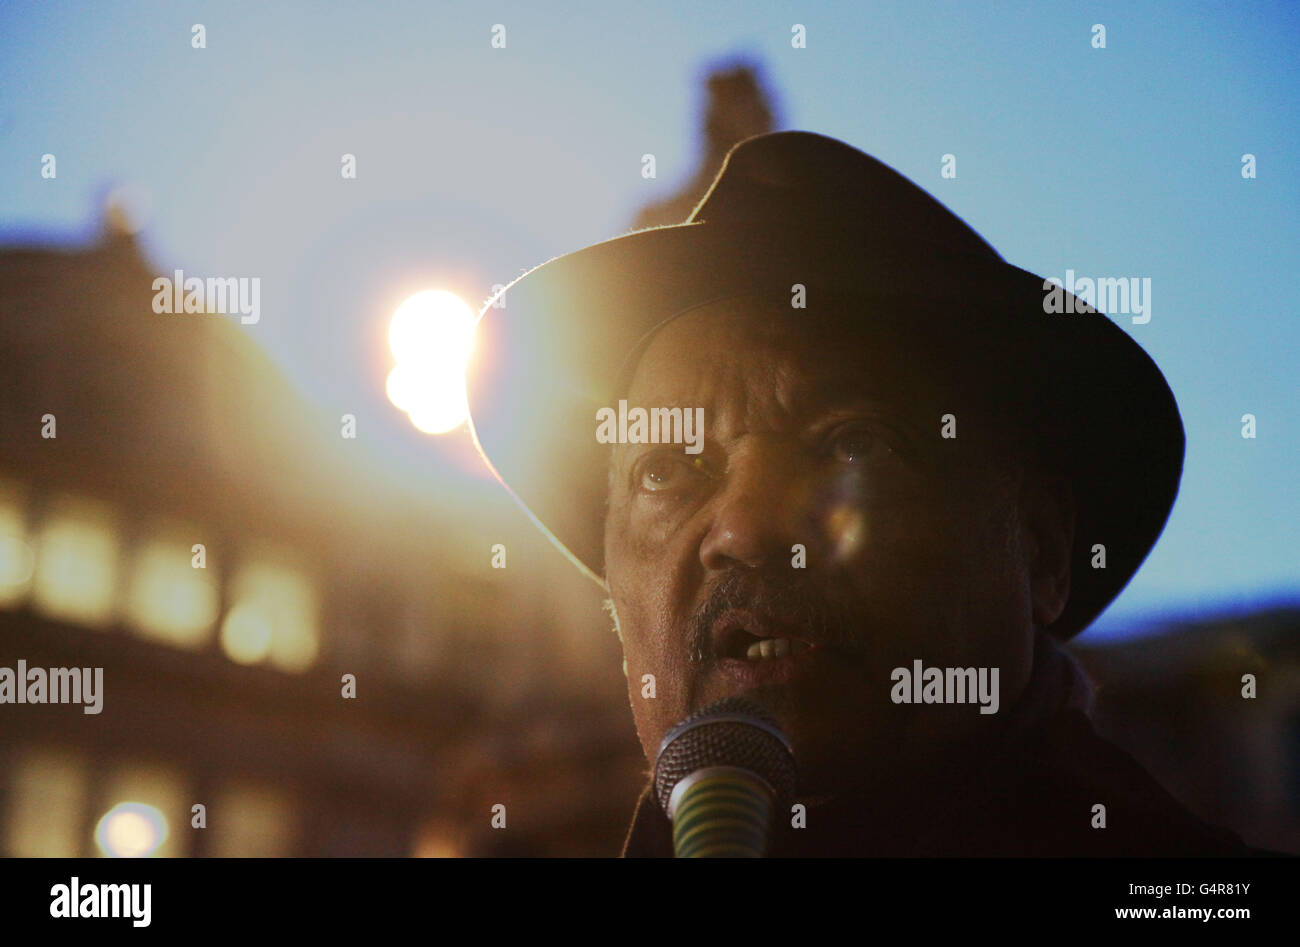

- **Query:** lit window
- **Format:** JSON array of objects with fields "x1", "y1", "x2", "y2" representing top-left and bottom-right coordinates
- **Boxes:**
[
  {"x1": 0, "y1": 483, "x2": 34, "y2": 609},
  {"x1": 220, "y1": 560, "x2": 319, "y2": 672},
  {"x1": 4, "y1": 745, "x2": 89, "y2": 856},
  {"x1": 126, "y1": 539, "x2": 218, "y2": 649},
  {"x1": 31, "y1": 500, "x2": 119, "y2": 627}
]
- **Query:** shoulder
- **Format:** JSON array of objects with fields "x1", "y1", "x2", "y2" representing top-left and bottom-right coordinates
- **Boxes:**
[{"x1": 1005, "y1": 709, "x2": 1268, "y2": 856}]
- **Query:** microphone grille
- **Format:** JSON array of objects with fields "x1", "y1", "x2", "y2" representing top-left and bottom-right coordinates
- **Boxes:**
[{"x1": 653, "y1": 697, "x2": 797, "y2": 815}]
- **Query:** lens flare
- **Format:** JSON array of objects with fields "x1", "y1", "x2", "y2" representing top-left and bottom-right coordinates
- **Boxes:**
[
  {"x1": 386, "y1": 290, "x2": 476, "y2": 434},
  {"x1": 95, "y1": 802, "x2": 168, "y2": 858},
  {"x1": 825, "y1": 503, "x2": 866, "y2": 562}
]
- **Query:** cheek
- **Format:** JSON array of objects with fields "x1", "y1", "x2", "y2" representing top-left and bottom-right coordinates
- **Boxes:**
[
  {"x1": 617, "y1": 599, "x2": 691, "y2": 762},
  {"x1": 835, "y1": 496, "x2": 1027, "y2": 659},
  {"x1": 625, "y1": 492, "x2": 703, "y2": 557},
  {"x1": 605, "y1": 532, "x2": 698, "y2": 756}
]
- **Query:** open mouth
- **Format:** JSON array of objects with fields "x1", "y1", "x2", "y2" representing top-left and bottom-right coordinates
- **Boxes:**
[{"x1": 711, "y1": 608, "x2": 817, "y2": 662}]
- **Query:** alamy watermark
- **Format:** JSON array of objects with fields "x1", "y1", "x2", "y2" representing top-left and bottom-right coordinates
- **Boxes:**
[
  {"x1": 0, "y1": 660, "x2": 103, "y2": 714},
  {"x1": 595, "y1": 399, "x2": 704, "y2": 454},
  {"x1": 152, "y1": 268, "x2": 260, "y2": 324},
  {"x1": 1043, "y1": 269, "x2": 1151, "y2": 324},
  {"x1": 50, "y1": 877, "x2": 150, "y2": 927},
  {"x1": 890, "y1": 660, "x2": 999, "y2": 714}
]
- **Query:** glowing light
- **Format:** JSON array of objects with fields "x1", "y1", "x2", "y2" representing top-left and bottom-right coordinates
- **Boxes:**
[
  {"x1": 220, "y1": 603, "x2": 274, "y2": 665},
  {"x1": 408, "y1": 390, "x2": 470, "y2": 435},
  {"x1": 412, "y1": 825, "x2": 461, "y2": 858},
  {"x1": 0, "y1": 534, "x2": 35, "y2": 602},
  {"x1": 32, "y1": 513, "x2": 118, "y2": 626},
  {"x1": 220, "y1": 562, "x2": 318, "y2": 672},
  {"x1": 95, "y1": 802, "x2": 168, "y2": 858},
  {"x1": 386, "y1": 289, "x2": 476, "y2": 434},
  {"x1": 98, "y1": 765, "x2": 185, "y2": 858},
  {"x1": 0, "y1": 502, "x2": 34, "y2": 607},
  {"x1": 385, "y1": 363, "x2": 418, "y2": 412},
  {"x1": 127, "y1": 542, "x2": 218, "y2": 648}
]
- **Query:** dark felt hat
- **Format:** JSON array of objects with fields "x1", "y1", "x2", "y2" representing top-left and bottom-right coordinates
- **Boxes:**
[{"x1": 464, "y1": 131, "x2": 1184, "y2": 640}]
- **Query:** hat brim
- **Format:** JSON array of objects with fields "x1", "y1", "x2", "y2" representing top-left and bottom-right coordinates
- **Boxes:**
[{"x1": 465, "y1": 220, "x2": 1184, "y2": 640}]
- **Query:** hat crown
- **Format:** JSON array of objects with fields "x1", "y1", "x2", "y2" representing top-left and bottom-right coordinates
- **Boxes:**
[{"x1": 688, "y1": 131, "x2": 1001, "y2": 262}]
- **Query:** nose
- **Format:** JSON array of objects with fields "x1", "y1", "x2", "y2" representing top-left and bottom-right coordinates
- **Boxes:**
[{"x1": 699, "y1": 438, "x2": 801, "y2": 572}]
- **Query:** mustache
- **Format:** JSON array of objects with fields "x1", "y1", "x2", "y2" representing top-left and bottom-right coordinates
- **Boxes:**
[{"x1": 685, "y1": 568, "x2": 862, "y2": 665}]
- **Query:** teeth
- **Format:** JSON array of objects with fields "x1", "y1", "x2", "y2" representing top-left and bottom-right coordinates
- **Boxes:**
[{"x1": 742, "y1": 637, "x2": 810, "y2": 661}]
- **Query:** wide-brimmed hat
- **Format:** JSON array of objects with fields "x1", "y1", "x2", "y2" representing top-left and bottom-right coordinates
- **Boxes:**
[{"x1": 465, "y1": 131, "x2": 1183, "y2": 640}]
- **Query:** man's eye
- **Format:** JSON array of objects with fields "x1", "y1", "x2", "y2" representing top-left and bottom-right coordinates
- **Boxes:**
[
  {"x1": 636, "y1": 453, "x2": 706, "y2": 492},
  {"x1": 829, "y1": 426, "x2": 887, "y2": 464}
]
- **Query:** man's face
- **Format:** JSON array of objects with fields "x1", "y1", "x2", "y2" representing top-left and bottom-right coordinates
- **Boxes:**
[{"x1": 603, "y1": 296, "x2": 1044, "y2": 795}]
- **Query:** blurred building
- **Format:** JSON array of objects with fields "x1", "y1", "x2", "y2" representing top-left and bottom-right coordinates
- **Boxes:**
[
  {"x1": 0, "y1": 215, "x2": 645, "y2": 857},
  {"x1": 0, "y1": 61, "x2": 782, "y2": 859},
  {"x1": 631, "y1": 61, "x2": 777, "y2": 230}
]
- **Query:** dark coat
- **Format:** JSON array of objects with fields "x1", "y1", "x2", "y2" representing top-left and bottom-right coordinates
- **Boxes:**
[{"x1": 623, "y1": 703, "x2": 1263, "y2": 857}]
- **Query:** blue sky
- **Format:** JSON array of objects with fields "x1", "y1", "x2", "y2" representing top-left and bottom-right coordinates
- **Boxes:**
[{"x1": 1, "y1": 0, "x2": 1296, "y2": 638}]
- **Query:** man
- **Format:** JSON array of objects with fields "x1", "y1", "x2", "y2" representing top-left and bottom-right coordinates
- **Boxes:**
[{"x1": 465, "y1": 131, "x2": 1257, "y2": 856}]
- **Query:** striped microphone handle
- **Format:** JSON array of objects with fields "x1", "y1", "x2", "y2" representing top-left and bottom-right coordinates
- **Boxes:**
[{"x1": 667, "y1": 765, "x2": 776, "y2": 858}]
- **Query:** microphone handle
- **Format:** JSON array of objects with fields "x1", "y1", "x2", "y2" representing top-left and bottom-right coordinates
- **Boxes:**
[{"x1": 668, "y1": 765, "x2": 775, "y2": 857}]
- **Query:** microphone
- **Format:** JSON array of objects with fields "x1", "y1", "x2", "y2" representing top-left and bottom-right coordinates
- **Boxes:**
[{"x1": 653, "y1": 697, "x2": 797, "y2": 857}]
